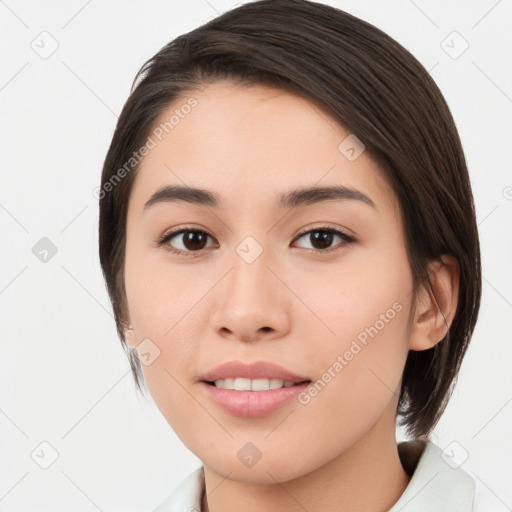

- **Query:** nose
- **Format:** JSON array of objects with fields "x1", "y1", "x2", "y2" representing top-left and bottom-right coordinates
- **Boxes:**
[{"x1": 210, "y1": 242, "x2": 292, "y2": 343}]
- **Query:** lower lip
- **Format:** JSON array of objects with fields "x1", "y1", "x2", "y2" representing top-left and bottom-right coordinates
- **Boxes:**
[{"x1": 200, "y1": 381, "x2": 311, "y2": 418}]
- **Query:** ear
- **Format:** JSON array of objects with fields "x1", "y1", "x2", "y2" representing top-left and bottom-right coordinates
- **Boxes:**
[
  {"x1": 409, "y1": 254, "x2": 460, "y2": 351},
  {"x1": 122, "y1": 315, "x2": 138, "y2": 349}
]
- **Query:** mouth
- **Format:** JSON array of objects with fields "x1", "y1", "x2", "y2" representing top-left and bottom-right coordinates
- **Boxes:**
[
  {"x1": 203, "y1": 378, "x2": 312, "y2": 391},
  {"x1": 200, "y1": 379, "x2": 313, "y2": 418}
]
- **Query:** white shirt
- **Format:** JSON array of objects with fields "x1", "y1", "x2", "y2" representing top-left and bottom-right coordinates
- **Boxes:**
[{"x1": 153, "y1": 440, "x2": 478, "y2": 511}]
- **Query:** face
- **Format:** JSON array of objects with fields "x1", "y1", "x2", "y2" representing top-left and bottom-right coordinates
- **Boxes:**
[{"x1": 123, "y1": 81, "x2": 416, "y2": 483}]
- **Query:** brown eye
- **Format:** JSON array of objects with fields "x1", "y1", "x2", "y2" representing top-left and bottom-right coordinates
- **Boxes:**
[
  {"x1": 293, "y1": 228, "x2": 355, "y2": 253},
  {"x1": 158, "y1": 229, "x2": 217, "y2": 254}
]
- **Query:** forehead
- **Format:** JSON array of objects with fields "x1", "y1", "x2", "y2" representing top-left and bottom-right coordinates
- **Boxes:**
[{"x1": 128, "y1": 81, "x2": 399, "y2": 218}]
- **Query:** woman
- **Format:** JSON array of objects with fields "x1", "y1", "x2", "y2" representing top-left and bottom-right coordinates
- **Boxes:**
[{"x1": 98, "y1": 1, "x2": 482, "y2": 510}]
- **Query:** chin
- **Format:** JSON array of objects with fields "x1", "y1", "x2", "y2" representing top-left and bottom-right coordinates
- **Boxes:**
[{"x1": 202, "y1": 451, "x2": 312, "y2": 485}]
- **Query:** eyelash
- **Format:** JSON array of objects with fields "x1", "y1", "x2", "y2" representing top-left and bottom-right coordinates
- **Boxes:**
[{"x1": 156, "y1": 224, "x2": 356, "y2": 257}]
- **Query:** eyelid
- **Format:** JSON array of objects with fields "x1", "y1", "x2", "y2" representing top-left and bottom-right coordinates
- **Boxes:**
[
  {"x1": 158, "y1": 224, "x2": 215, "y2": 243},
  {"x1": 293, "y1": 222, "x2": 355, "y2": 239}
]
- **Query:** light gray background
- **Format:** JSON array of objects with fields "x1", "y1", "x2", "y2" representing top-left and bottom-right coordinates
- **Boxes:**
[{"x1": 1, "y1": 0, "x2": 511, "y2": 510}]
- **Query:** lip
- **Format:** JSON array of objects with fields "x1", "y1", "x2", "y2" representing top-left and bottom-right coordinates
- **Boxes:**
[
  {"x1": 199, "y1": 360, "x2": 311, "y2": 418},
  {"x1": 200, "y1": 381, "x2": 311, "y2": 418},
  {"x1": 200, "y1": 360, "x2": 310, "y2": 383}
]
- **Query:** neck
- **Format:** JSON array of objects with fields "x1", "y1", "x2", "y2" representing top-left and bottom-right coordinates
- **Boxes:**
[{"x1": 201, "y1": 406, "x2": 411, "y2": 512}]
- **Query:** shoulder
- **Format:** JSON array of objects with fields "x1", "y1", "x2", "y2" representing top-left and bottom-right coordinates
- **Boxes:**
[
  {"x1": 472, "y1": 474, "x2": 499, "y2": 511},
  {"x1": 152, "y1": 466, "x2": 205, "y2": 512},
  {"x1": 391, "y1": 440, "x2": 476, "y2": 511}
]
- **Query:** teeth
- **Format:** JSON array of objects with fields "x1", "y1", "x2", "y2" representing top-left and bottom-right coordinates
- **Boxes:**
[{"x1": 212, "y1": 378, "x2": 298, "y2": 391}]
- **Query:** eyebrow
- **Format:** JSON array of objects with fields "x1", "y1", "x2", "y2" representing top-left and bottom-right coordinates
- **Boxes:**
[{"x1": 143, "y1": 184, "x2": 376, "y2": 211}]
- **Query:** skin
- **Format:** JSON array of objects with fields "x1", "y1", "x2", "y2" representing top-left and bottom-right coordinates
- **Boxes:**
[{"x1": 123, "y1": 81, "x2": 459, "y2": 512}]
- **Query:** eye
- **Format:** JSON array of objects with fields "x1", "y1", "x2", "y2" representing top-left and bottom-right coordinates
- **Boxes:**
[
  {"x1": 156, "y1": 228, "x2": 217, "y2": 255},
  {"x1": 292, "y1": 226, "x2": 355, "y2": 254},
  {"x1": 156, "y1": 225, "x2": 355, "y2": 256}
]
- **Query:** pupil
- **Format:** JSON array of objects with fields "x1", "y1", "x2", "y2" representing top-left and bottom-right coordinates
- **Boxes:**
[
  {"x1": 311, "y1": 231, "x2": 332, "y2": 249},
  {"x1": 184, "y1": 231, "x2": 207, "y2": 250}
]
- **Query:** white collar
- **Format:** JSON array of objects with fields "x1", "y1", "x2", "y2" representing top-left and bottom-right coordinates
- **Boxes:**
[{"x1": 153, "y1": 440, "x2": 476, "y2": 511}]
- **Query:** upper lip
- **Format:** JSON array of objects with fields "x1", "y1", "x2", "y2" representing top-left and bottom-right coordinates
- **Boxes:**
[{"x1": 201, "y1": 360, "x2": 311, "y2": 383}]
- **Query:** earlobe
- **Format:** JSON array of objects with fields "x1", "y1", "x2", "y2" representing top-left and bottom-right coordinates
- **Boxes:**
[
  {"x1": 409, "y1": 255, "x2": 460, "y2": 351},
  {"x1": 123, "y1": 320, "x2": 137, "y2": 348}
]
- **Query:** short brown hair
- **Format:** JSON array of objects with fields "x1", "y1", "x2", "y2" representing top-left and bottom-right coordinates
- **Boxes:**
[{"x1": 98, "y1": 0, "x2": 481, "y2": 438}]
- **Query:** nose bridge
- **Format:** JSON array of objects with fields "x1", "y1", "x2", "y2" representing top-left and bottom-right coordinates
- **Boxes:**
[
  {"x1": 210, "y1": 230, "x2": 290, "y2": 339},
  {"x1": 228, "y1": 233, "x2": 273, "y2": 300}
]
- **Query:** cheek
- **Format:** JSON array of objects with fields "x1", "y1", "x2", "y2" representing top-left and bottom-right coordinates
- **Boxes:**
[
  {"x1": 124, "y1": 237, "x2": 208, "y2": 338},
  {"x1": 291, "y1": 242, "x2": 412, "y2": 347},
  {"x1": 291, "y1": 245, "x2": 413, "y2": 408},
  {"x1": 123, "y1": 245, "x2": 197, "y2": 396}
]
